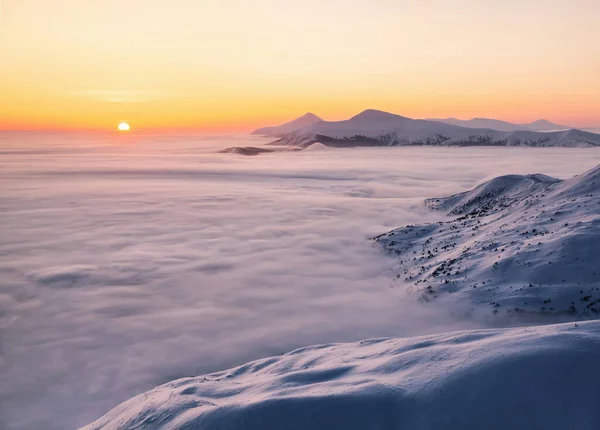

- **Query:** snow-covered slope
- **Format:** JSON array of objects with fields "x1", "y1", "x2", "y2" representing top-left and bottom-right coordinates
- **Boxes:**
[
  {"x1": 428, "y1": 117, "x2": 570, "y2": 132},
  {"x1": 83, "y1": 321, "x2": 600, "y2": 430},
  {"x1": 425, "y1": 173, "x2": 561, "y2": 215},
  {"x1": 251, "y1": 113, "x2": 323, "y2": 137},
  {"x1": 375, "y1": 165, "x2": 600, "y2": 319},
  {"x1": 269, "y1": 110, "x2": 600, "y2": 148}
]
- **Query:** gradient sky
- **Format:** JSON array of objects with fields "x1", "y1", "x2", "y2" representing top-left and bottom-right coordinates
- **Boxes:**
[{"x1": 1, "y1": 0, "x2": 599, "y2": 130}]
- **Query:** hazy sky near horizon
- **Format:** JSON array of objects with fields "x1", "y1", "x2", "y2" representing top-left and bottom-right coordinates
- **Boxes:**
[{"x1": 1, "y1": 0, "x2": 599, "y2": 130}]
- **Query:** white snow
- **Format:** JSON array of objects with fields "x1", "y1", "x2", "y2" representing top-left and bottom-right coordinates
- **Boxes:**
[
  {"x1": 83, "y1": 320, "x2": 600, "y2": 430},
  {"x1": 375, "y1": 165, "x2": 600, "y2": 319}
]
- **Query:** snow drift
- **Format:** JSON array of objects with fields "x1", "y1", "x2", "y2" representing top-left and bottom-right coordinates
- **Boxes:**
[
  {"x1": 83, "y1": 321, "x2": 600, "y2": 430},
  {"x1": 376, "y1": 165, "x2": 600, "y2": 318}
]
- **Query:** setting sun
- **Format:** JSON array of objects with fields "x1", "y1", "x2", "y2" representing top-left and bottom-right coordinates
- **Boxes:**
[{"x1": 118, "y1": 122, "x2": 130, "y2": 131}]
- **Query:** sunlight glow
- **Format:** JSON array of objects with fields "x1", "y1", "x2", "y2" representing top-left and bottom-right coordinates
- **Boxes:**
[
  {"x1": 0, "y1": 1, "x2": 598, "y2": 130},
  {"x1": 118, "y1": 122, "x2": 131, "y2": 131}
]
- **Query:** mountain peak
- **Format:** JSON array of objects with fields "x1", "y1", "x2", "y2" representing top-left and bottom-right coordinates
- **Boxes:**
[
  {"x1": 251, "y1": 112, "x2": 323, "y2": 136},
  {"x1": 350, "y1": 109, "x2": 409, "y2": 122},
  {"x1": 300, "y1": 112, "x2": 321, "y2": 121},
  {"x1": 524, "y1": 119, "x2": 569, "y2": 131},
  {"x1": 529, "y1": 119, "x2": 553, "y2": 126}
]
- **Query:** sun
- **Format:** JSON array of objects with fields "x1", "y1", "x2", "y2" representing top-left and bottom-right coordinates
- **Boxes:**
[{"x1": 118, "y1": 122, "x2": 131, "y2": 131}]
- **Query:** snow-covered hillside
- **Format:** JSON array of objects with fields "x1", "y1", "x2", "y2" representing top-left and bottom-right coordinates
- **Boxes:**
[
  {"x1": 428, "y1": 117, "x2": 570, "y2": 132},
  {"x1": 268, "y1": 110, "x2": 600, "y2": 148},
  {"x1": 375, "y1": 165, "x2": 600, "y2": 319},
  {"x1": 251, "y1": 113, "x2": 323, "y2": 137},
  {"x1": 83, "y1": 321, "x2": 600, "y2": 430}
]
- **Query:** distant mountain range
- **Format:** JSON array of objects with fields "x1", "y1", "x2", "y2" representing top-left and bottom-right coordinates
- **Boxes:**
[
  {"x1": 426, "y1": 117, "x2": 570, "y2": 132},
  {"x1": 252, "y1": 110, "x2": 600, "y2": 148}
]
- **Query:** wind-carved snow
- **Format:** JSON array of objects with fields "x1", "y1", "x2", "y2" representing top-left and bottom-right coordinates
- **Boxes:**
[
  {"x1": 83, "y1": 321, "x2": 600, "y2": 430},
  {"x1": 375, "y1": 165, "x2": 600, "y2": 318},
  {"x1": 267, "y1": 110, "x2": 600, "y2": 148}
]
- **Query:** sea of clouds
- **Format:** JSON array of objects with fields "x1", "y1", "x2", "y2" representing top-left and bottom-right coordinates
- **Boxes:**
[{"x1": 2, "y1": 131, "x2": 600, "y2": 429}]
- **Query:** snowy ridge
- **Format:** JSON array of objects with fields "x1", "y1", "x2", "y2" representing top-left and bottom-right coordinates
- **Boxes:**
[
  {"x1": 427, "y1": 117, "x2": 570, "y2": 132},
  {"x1": 83, "y1": 321, "x2": 600, "y2": 430},
  {"x1": 376, "y1": 165, "x2": 600, "y2": 318},
  {"x1": 425, "y1": 174, "x2": 561, "y2": 215},
  {"x1": 267, "y1": 110, "x2": 600, "y2": 148}
]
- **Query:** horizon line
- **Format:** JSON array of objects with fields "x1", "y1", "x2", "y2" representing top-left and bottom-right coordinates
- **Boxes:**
[{"x1": 2, "y1": 108, "x2": 599, "y2": 133}]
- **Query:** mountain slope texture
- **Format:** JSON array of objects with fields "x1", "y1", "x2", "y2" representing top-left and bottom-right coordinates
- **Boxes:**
[
  {"x1": 375, "y1": 165, "x2": 600, "y2": 318},
  {"x1": 83, "y1": 321, "x2": 600, "y2": 430}
]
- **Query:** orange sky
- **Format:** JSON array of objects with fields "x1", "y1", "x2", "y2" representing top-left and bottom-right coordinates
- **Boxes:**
[{"x1": 1, "y1": 0, "x2": 599, "y2": 131}]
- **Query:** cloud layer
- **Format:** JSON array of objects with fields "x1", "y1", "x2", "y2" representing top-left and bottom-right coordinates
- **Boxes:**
[{"x1": 2, "y1": 132, "x2": 600, "y2": 429}]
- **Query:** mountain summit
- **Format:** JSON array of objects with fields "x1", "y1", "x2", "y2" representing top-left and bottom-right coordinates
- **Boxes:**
[
  {"x1": 525, "y1": 119, "x2": 568, "y2": 131},
  {"x1": 350, "y1": 109, "x2": 410, "y2": 122},
  {"x1": 251, "y1": 112, "x2": 323, "y2": 137}
]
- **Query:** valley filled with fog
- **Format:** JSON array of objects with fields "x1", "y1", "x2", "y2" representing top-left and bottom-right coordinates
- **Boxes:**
[{"x1": 2, "y1": 132, "x2": 600, "y2": 429}]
